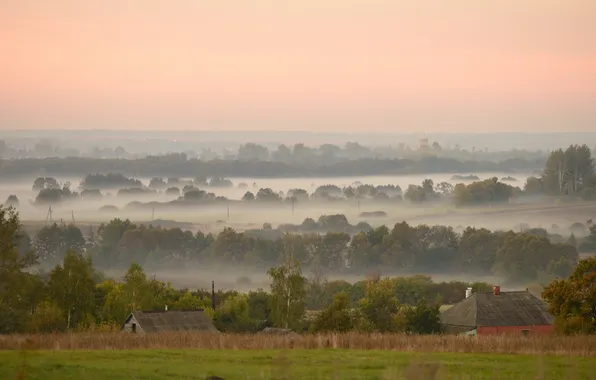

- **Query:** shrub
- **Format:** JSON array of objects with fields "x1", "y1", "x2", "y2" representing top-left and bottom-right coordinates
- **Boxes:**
[
  {"x1": 310, "y1": 292, "x2": 354, "y2": 333},
  {"x1": 214, "y1": 294, "x2": 258, "y2": 333},
  {"x1": 28, "y1": 301, "x2": 67, "y2": 333},
  {"x1": 399, "y1": 299, "x2": 443, "y2": 334}
]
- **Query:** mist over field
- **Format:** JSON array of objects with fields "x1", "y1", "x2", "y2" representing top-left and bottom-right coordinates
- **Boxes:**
[
  {"x1": 2, "y1": 133, "x2": 596, "y2": 293},
  {"x1": 3, "y1": 2, "x2": 596, "y2": 360},
  {"x1": 5, "y1": 171, "x2": 586, "y2": 235}
]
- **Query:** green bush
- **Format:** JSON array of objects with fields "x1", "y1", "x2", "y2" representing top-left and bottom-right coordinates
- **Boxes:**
[
  {"x1": 28, "y1": 301, "x2": 67, "y2": 333},
  {"x1": 310, "y1": 292, "x2": 354, "y2": 333},
  {"x1": 214, "y1": 294, "x2": 258, "y2": 333}
]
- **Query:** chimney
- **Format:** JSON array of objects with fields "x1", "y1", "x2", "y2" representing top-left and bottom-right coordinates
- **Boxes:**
[
  {"x1": 492, "y1": 285, "x2": 500, "y2": 296},
  {"x1": 465, "y1": 287, "x2": 472, "y2": 298},
  {"x1": 165, "y1": 305, "x2": 168, "y2": 311},
  {"x1": 211, "y1": 280, "x2": 216, "y2": 310}
]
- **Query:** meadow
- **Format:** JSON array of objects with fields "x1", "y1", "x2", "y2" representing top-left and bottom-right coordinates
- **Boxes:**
[{"x1": 2, "y1": 333, "x2": 596, "y2": 380}]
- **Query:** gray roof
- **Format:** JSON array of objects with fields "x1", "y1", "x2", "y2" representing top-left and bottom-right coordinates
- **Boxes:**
[
  {"x1": 259, "y1": 327, "x2": 299, "y2": 336},
  {"x1": 441, "y1": 291, "x2": 555, "y2": 328},
  {"x1": 259, "y1": 327, "x2": 300, "y2": 338},
  {"x1": 123, "y1": 310, "x2": 218, "y2": 333}
]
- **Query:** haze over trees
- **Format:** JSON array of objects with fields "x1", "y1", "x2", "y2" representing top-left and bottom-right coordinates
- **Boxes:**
[
  {"x1": 539, "y1": 145, "x2": 596, "y2": 200},
  {"x1": 0, "y1": 153, "x2": 545, "y2": 179},
  {"x1": 0, "y1": 204, "x2": 474, "y2": 335},
  {"x1": 17, "y1": 211, "x2": 584, "y2": 285},
  {"x1": 13, "y1": 145, "x2": 596, "y2": 214},
  {"x1": 2, "y1": 203, "x2": 595, "y2": 335},
  {"x1": 80, "y1": 173, "x2": 143, "y2": 189},
  {"x1": 1, "y1": 133, "x2": 580, "y2": 162}
]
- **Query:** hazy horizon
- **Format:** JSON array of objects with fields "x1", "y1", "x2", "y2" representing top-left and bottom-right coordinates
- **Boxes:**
[{"x1": 2, "y1": 0, "x2": 595, "y2": 133}]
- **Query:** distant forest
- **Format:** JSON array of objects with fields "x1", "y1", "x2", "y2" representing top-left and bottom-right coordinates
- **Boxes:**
[
  {"x1": 20, "y1": 212, "x2": 595, "y2": 285},
  {"x1": 15, "y1": 144, "x2": 596, "y2": 207},
  {"x1": 0, "y1": 155, "x2": 544, "y2": 179}
]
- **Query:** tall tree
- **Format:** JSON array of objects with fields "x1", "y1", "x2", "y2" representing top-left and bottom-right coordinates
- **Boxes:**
[
  {"x1": 48, "y1": 250, "x2": 95, "y2": 329},
  {"x1": 542, "y1": 149, "x2": 567, "y2": 195},
  {"x1": 122, "y1": 263, "x2": 154, "y2": 313},
  {"x1": 359, "y1": 278, "x2": 399, "y2": 332},
  {"x1": 542, "y1": 145, "x2": 594, "y2": 195},
  {"x1": 34, "y1": 222, "x2": 85, "y2": 263},
  {"x1": 268, "y1": 257, "x2": 306, "y2": 330},
  {"x1": 542, "y1": 257, "x2": 596, "y2": 333},
  {"x1": 0, "y1": 206, "x2": 38, "y2": 333}
]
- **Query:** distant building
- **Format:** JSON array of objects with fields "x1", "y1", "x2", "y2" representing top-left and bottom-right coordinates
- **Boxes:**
[
  {"x1": 441, "y1": 286, "x2": 555, "y2": 336},
  {"x1": 121, "y1": 309, "x2": 218, "y2": 334},
  {"x1": 419, "y1": 135, "x2": 430, "y2": 150}
]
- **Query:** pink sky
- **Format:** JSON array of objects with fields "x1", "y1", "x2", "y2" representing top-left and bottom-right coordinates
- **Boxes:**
[{"x1": 1, "y1": 0, "x2": 595, "y2": 132}]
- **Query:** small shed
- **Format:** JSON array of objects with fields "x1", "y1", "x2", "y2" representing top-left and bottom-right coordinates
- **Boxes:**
[
  {"x1": 258, "y1": 327, "x2": 300, "y2": 338},
  {"x1": 441, "y1": 286, "x2": 555, "y2": 336},
  {"x1": 121, "y1": 309, "x2": 218, "y2": 334}
]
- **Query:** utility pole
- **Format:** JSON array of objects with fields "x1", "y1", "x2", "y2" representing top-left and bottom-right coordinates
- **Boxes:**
[
  {"x1": 45, "y1": 205, "x2": 53, "y2": 226},
  {"x1": 71, "y1": 210, "x2": 76, "y2": 225},
  {"x1": 151, "y1": 208, "x2": 155, "y2": 221},
  {"x1": 211, "y1": 281, "x2": 216, "y2": 310}
]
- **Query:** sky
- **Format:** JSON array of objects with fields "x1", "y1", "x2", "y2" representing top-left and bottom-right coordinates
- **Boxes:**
[{"x1": 1, "y1": 0, "x2": 595, "y2": 132}]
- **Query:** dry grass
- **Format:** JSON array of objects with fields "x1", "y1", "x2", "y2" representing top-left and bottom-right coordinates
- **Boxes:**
[{"x1": 1, "y1": 332, "x2": 595, "y2": 356}]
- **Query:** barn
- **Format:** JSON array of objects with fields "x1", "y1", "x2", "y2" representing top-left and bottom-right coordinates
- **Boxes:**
[
  {"x1": 441, "y1": 286, "x2": 555, "y2": 336},
  {"x1": 121, "y1": 309, "x2": 218, "y2": 334}
]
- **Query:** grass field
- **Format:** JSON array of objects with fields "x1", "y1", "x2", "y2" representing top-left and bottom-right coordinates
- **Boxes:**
[
  {"x1": 2, "y1": 349, "x2": 596, "y2": 380},
  {"x1": 2, "y1": 333, "x2": 596, "y2": 379}
]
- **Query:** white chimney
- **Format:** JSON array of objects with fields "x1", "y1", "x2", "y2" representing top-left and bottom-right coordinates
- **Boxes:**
[
  {"x1": 465, "y1": 287, "x2": 472, "y2": 298},
  {"x1": 165, "y1": 305, "x2": 168, "y2": 311}
]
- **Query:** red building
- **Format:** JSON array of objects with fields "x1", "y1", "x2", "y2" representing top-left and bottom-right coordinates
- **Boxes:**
[{"x1": 441, "y1": 286, "x2": 555, "y2": 336}]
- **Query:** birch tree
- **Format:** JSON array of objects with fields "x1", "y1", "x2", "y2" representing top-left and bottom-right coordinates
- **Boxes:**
[
  {"x1": 268, "y1": 258, "x2": 306, "y2": 330},
  {"x1": 48, "y1": 250, "x2": 95, "y2": 329}
]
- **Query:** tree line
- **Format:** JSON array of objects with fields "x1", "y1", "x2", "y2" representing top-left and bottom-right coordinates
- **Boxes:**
[
  {"x1": 1, "y1": 137, "x2": 553, "y2": 163},
  {"x1": 2, "y1": 205, "x2": 494, "y2": 334},
  {"x1": 24, "y1": 213, "x2": 590, "y2": 284},
  {"x1": 14, "y1": 144, "x2": 594, "y2": 209},
  {"x1": 2, "y1": 205, "x2": 594, "y2": 335},
  {"x1": 0, "y1": 154, "x2": 544, "y2": 180}
]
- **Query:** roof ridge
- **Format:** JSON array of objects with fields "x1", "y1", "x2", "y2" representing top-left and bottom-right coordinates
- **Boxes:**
[
  {"x1": 136, "y1": 308, "x2": 205, "y2": 314},
  {"x1": 475, "y1": 290, "x2": 530, "y2": 294}
]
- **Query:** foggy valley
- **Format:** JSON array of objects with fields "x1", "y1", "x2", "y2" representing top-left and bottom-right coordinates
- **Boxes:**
[
  {"x1": 2, "y1": 135, "x2": 595, "y2": 292},
  {"x1": 2, "y1": 2, "x2": 596, "y2": 376}
]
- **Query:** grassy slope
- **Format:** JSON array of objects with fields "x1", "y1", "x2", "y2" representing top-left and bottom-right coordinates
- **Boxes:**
[{"x1": 2, "y1": 349, "x2": 595, "y2": 380}]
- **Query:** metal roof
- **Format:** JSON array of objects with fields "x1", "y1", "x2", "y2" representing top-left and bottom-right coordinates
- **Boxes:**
[{"x1": 122, "y1": 309, "x2": 218, "y2": 333}]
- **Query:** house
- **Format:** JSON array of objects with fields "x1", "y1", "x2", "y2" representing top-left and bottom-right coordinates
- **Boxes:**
[
  {"x1": 121, "y1": 309, "x2": 218, "y2": 334},
  {"x1": 441, "y1": 286, "x2": 555, "y2": 336}
]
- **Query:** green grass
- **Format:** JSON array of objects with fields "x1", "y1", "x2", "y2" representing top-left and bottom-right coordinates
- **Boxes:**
[{"x1": 2, "y1": 349, "x2": 595, "y2": 380}]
